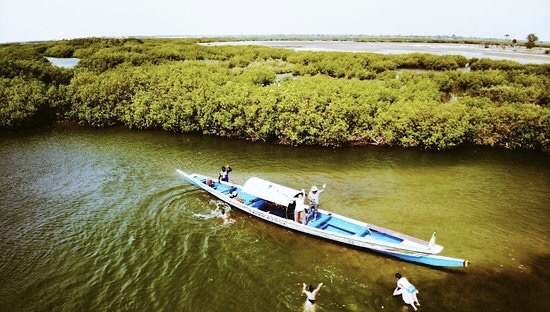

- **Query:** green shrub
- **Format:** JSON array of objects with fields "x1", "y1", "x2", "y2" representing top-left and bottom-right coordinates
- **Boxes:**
[
  {"x1": 1, "y1": 38, "x2": 549, "y2": 152},
  {"x1": 0, "y1": 77, "x2": 51, "y2": 128}
]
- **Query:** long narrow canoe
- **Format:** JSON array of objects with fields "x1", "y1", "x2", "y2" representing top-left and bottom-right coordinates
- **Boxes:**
[{"x1": 177, "y1": 170, "x2": 469, "y2": 268}]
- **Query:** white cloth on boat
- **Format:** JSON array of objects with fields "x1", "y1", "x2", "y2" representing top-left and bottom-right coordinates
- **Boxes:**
[{"x1": 242, "y1": 177, "x2": 300, "y2": 206}]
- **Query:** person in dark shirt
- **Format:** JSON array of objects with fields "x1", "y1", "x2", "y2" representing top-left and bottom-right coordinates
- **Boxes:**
[{"x1": 218, "y1": 165, "x2": 232, "y2": 182}]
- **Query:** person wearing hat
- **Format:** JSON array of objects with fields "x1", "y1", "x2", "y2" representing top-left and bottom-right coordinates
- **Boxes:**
[{"x1": 308, "y1": 183, "x2": 326, "y2": 220}]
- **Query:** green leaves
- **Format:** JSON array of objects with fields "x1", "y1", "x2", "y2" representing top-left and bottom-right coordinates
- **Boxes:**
[
  {"x1": 0, "y1": 77, "x2": 49, "y2": 128},
  {"x1": 1, "y1": 38, "x2": 549, "y2": 152}
]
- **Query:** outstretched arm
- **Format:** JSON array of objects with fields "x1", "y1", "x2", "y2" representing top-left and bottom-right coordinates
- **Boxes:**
[
  {"x1": 302, "y1": 283, "x2": 307, "y2": 294},
  {"x1": 316, "y1": 282, "x2": 323, "y2": 291},
  {"x1": 312, "y1": 282, "x2": 323, "y2": 295}
]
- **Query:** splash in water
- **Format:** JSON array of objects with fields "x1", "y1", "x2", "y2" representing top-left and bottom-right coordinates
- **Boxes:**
[
  {"x1": 192, "y1": 200, "x2": 234, "y2": 224},
  {"x1": 219, "y1": 210, "x2": 234, "y2": 224}
]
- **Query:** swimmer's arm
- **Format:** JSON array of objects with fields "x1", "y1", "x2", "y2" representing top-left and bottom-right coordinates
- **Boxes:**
[
  {"x1": 315, "y1": 283, "x2": 323, "y2": 291},
  {"x1": 312, "y1": 282, "x2": 323, "y2": 295}
]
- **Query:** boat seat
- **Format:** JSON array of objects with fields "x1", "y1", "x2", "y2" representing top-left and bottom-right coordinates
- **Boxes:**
[
  {"x1": 311, "y1": 214, "x2": 332, "y2": 228},
  {"x1": 356, "y1": 227, "x2": 372, "y2": 237},
  {"x1": 249, "y1": 199, "x2": 266, "y2": 209},
  {"x1": 220, "y1": 185, "x2": 237, "y2": 194},
  {"x1": 237, "y1": 193, "x2": 259, "y2": 205}
]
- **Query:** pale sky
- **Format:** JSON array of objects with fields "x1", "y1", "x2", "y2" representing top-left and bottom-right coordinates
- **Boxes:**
[{"x1": 1, "y1": 0, "x2": 549, "y2": 43}]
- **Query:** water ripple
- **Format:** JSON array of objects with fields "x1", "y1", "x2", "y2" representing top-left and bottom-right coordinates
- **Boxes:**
[{"x1": 1, "y1": 129, "x2": 550, "y2": 311}]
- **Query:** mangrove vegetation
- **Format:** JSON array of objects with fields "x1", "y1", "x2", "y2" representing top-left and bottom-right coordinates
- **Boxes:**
[{"x1": 1, "y1": 38, "x2": 549, "y2": 152}]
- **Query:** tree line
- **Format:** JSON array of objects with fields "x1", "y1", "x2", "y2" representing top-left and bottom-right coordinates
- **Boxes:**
[{"x1": 1, "y1": 38, "x2": 549, "y2": 152}]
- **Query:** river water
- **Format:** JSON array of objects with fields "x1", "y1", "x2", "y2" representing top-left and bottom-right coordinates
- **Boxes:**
[
  {"x1": 45, "y1": 57, "x2": 80, "y2": 68},
  {"x1": 1, "y1": 126, "x2": 549, "y2": 312}
]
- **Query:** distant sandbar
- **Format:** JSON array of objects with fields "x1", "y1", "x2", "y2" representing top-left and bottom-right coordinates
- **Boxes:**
[{"x1": 203, "y1": 40, "x2": 550, "y2": 64}]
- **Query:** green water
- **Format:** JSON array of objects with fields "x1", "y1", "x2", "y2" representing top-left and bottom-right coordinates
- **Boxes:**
[{"x1": 1, "y1": 126, "x2": 549, "y2": 312}]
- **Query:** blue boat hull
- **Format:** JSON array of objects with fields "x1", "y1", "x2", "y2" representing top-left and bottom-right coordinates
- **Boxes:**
[{"x1": 177, "y1": 170, "x2": 469, "y2": 268}]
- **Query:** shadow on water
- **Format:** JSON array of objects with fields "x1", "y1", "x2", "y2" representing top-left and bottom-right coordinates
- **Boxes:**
[
  {"x1": 418, "y1": 253, "x2": 550, "y2": 312},
  {"x1": 212, "y1": 190, "x2": 550, "y2": 312}
]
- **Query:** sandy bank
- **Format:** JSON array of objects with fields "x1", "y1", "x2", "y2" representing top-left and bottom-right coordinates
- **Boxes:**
[{"x1": 203, "y1": 40, "x2": 550, "y2": 64}]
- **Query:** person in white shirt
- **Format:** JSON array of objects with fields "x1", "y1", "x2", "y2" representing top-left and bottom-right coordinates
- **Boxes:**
[
  {"x1": 307, "y1": 184, "x2": 326, "y2": 220},
  {"x1": 302, "y1": 282, "x2": 323, "y2": 311},
  {"x1": 294, "y1": 190, "x2": 306, "y2": 224},
  {"x1": 393, "y1": 273, "x2": 420, "y2": 311}
]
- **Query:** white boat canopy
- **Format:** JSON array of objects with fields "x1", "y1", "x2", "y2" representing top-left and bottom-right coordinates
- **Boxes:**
[{"x1": 242, "y1": 177, "x2": 301, "y2": 206}]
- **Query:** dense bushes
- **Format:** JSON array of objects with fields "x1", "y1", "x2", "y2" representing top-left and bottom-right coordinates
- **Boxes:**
[
  {"x1": 0, "y1": 77, "x2": 51, "y2": 127},
  {"x1": 1, "y1": 38, "x2": 549, "y2": 152},
  {"x1": 0, "y1": 44, "x2": 72, "y2": 128}
]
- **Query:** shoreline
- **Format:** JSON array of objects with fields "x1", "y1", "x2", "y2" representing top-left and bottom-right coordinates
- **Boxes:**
[{"x1": 202, "y1": 40, "x2": 550, "y2": 64}]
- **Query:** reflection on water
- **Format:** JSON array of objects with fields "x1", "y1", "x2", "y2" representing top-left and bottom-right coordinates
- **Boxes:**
[{"x1": 0, "y1": 126, "x2": 549, "y2": 311}]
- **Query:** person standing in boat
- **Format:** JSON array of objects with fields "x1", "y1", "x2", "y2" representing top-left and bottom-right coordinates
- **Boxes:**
[
  {"x1": 302, "y1": 282, "x2": 323, "y2": 311},
  {"x1": 393, "y1": 273, "x2": 420, "y2": 311},
  {"x1": 307, "y1": 184, "x2": 326, "y2": 219},
  {"x1": 218, "y1": 165, "x2": 232, "y2": 182},
  {"x1": 294, "y1": 190, "x2": 306, "y2": 224}
]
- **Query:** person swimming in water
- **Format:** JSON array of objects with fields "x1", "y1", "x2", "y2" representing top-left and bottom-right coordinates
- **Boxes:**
[
  {"x1": 302, "y1": 282, "x2": 323, "y2": 311},
  {"x1": 219, "y1": 207, "x2": 234, "y2": 224}
]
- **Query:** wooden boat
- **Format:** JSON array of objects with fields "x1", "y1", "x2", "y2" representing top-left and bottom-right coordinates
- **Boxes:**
[{"x1": 177, "y1": 170, "x2": 469, "y2": 268}]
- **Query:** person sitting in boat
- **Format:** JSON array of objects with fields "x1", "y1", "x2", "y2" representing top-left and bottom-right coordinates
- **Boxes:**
[
  {"x1": 302, "y1": 282, "x2": 323, "y2": 311},
  {"x1": 218, "y1": 165, "x2": 232, "y2": 182},
  {"x1": 393, "y1": 273, "x2": 420, "y2": 311},
  {"x1": 229, "y1": 190, "x2": 244, "y2": 203},
  {"x1": 293, "y1": 190, "x2": 306, "y2": 224},
  {"x1": 307, "y1": 184, "x2": 326, "y2": 219}
]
